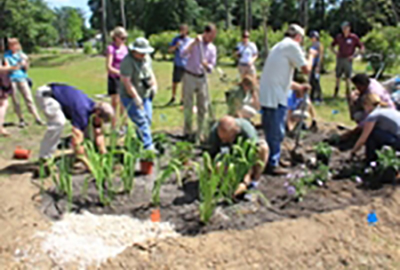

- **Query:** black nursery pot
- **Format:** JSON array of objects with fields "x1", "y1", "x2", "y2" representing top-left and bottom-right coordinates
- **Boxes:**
[
  {"x1": 316, "y1": 153, "x2": 330, "y2": 166},
  {"x1": 380, "y1": 166, "x2": 397, "y2": 184}
]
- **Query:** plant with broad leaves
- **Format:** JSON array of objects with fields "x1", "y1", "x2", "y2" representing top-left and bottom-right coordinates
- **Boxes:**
[
  {"x1": 314, "y1": 142, "x2": 333, "y2": 165},
  {"x1": 376, "y1": 146, "x2": 400, "y2": 172}
]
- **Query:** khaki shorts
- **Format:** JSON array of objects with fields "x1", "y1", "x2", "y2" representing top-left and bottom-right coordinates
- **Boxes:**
[
  {"x1": 336, "y1": 57, "x2": 353, "y2": 79},
  {"x1": 238, "y1": 64, "x2": 256, "y2": 77}
]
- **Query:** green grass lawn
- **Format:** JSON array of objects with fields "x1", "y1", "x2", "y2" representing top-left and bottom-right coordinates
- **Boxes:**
[{"x1": 0, "y1": 52, "x2": 370, "y2": 159}]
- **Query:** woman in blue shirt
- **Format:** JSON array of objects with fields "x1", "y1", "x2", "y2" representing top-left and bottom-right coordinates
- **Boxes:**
[
  {"x1": 309, "y1": 31, "x2": 324, "y2": 103},
  {"x1": 4, "y1": 38, "x2": 43, "y2": 127}
]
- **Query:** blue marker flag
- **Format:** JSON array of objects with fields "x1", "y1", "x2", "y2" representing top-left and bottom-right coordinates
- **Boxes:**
[
  {"x1": 367, "y1": 211, "x2": 378, "y2": 225},
  {"x1": 332, "y1": 110, "x2": 339, "y2": 115}
]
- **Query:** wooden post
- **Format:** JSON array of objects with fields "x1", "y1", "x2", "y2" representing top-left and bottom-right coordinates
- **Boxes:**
[{"x1": 101, "y1": 0, "x2": 107, "y2": 54}]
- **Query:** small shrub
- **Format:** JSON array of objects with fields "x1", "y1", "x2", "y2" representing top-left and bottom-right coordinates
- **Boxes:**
[
  {"x1": 83, "y1": 42, "x2": 93, "y2": 55},
  {"x1": 314, "y1": 142, "x2": 333, "y2": 165}
]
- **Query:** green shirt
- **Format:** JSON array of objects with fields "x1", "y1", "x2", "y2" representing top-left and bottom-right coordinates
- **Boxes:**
[
  {"x1": 119, "y1": 54, "x2": 154, "y2": 99},
  {"x1": 226, "y1": 85, "x2": 252, "y2": 116},
  {"x1": 208, "y1": 118, "x2": 258, "y2": 158}
]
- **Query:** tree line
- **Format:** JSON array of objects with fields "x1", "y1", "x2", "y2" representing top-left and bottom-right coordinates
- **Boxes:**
[{"x1": 1, "y1": 0, "x2": 400, "y2": 53}]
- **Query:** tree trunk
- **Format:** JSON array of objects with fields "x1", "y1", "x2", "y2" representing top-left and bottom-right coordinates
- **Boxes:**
[
  {"x1": 249, "y1": 0, "x2": 252, "y2": 29},
  {"x1": 120, "y1": 0, "x2": 126, "y2": 28},
  {"x1": 391, "y1": 0, "x2": 399, "y2": 24},
  {"x1": 245, "y1": 0, "x2": 249, "y2": 30},
  {"x1": 101, "y1": 0, "x2": 107, "y2": 54},
  {"x1": 224, "y1": 0, "x2": 229, "y2": 29}
]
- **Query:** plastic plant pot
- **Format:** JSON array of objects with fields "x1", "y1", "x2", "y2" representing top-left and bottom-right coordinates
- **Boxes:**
[{"x1": 140, "y1": 161, "x2": 154, "y2": 175}]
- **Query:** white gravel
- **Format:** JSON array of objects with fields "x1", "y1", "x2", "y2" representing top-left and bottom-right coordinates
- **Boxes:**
[{"x1": 37, "y1": 211, "x2": 178, "y2": 269}]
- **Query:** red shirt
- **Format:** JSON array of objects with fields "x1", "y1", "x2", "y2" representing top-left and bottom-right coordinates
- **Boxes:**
[{"x1": 331, "y1": 33, "x2": 364, "y2": 58}]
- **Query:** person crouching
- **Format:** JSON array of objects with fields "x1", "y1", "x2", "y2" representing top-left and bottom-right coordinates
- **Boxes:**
[{"x1": 35, "y1": 83, "x2": 114, "y2": 160}]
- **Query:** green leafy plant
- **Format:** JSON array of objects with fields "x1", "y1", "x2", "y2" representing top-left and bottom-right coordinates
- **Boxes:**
[
  {"x1": 141, "y1": 149, "x2": 156, "y2": 162},
  {"x1": 171, "y1": 141, "x2": 194, "y2": 164},
  {"x1": 152, "y1": 158, "x2": 183, "y2": 206},
  {"x1": 376, "y1": 146, "x2": 400, "y2": 172},
  {"x1": 153, "y1": 133, "x2": 170, "y2": 156},
  {"x1": 39, "y1": 154, "x2": 73, "y2": 210},
  {"x1": 314, "y1": 142, "x2": 333, "y2": 165}
]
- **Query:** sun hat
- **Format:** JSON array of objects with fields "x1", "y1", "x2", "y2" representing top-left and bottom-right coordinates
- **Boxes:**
[
  {"x1": 128, "y1": 37, "x2": 154, "y2": 54},
  {"x1": 111, "y1": 27, "x2": 128, "y2": 39},
  {"x1": 287, "y1": 24, "x2": 305, "y2": 37}
]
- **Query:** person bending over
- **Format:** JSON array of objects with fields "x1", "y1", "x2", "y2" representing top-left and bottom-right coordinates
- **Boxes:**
[
  {"x1": 35, "y1": 83, "x2": 114, "y2": 161},
  {"x1": 207, "y1": 116, "x2": 269, "y2": 196},
  {"x1": 350, "y1": 73, "x2": 395, "y2": 123},
  {"x1": 286, "y1": 85, "x2": 318, "y2": 134},
  {"x1": 350, "y1": 94, "x2": 400, "y2": 162},
  {"x1": 226, "y1": 75, "x2": 259, "y2": 120}
]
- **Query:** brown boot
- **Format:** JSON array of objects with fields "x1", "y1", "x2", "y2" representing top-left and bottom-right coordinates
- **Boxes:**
[
  {"x1": 279, "y1": 159, "x2": 291, "y2": 168},
  {"x1": 266, "y1": 166, "x2": 288, "y2": 176}
]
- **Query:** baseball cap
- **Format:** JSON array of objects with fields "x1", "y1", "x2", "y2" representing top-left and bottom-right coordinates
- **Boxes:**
[
  {"x1": 287, "y1": 24, "x2": 305, "y2": 37},
  {"x1": 309, "y1": 31, "x2": 319, "y2": 39},
  {"x1": 341, "y1": 21, "x2": 350, "y2": 28}
]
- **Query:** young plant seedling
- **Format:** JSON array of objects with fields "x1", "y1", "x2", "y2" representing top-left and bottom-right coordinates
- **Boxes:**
[{"x1": 314, "y1": 142, "x2": 333, "y2": 165}]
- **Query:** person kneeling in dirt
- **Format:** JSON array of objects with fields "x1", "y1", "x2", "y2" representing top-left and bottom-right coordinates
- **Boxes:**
[
  {"x1": 350, "y1": 74, "x2": 395, "y2": 123},
  {"x1": 286, "y1": 84, "x2": 318, "y2": 135},
  {"x1": 350, "y1": 93, "x2": 400, "y2": 162},
  {"x1": 207, "y1": 116, "x2": 269, "y2": 196},
  {"x1": 225, "y1": 75, "x2": 259, "y2": 120},
  {"x1": 35, "y1": 83, "x2": 114, "y2": 162}
]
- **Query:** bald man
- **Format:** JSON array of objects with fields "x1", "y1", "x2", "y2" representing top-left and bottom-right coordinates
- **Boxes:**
[{"x1": 207, "y1": 116, "x2": 269, "y2": 196}]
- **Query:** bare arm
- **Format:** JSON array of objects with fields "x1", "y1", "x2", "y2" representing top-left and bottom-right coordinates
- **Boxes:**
[
  {"x1": 94, "y1": 127, "x2": 107, "y2": 154},
  {"x1": 251, "y1": 90, "x2": 260, "y2": 110},
  {"x1": 351, "y1": 121, "x2": 375, "y2": 154},
  {"x1": 301, "y1": 49, "x2": 317, "y2": 75},
  {"x1": 168, "y1": 41, "x2": 180, "y2": 54},
  {"x1": 72, "y1": 127, "x2": 85, "y2": 156},
  {"x1": 106, "y1": 53, "x2": 120, "y2": 75},
  {"x1": 121, "y1": 75, "x2": 139, "y2": 98}
]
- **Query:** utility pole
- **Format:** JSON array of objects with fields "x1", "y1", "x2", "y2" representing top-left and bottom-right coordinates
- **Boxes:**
[
  {"x1": 120, "y1": 0, "x2": 126, "y2": 28},
  {"x1": 101, "y1": 0, "x2": 107, "y2": 54}
]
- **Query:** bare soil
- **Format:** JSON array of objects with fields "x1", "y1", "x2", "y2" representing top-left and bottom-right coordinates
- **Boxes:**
[{"x1": 1, "y1": 124, "x2": 400, "y2": 269}]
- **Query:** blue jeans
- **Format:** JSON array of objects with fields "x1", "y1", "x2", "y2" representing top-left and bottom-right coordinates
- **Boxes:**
[
  {"x1": 121, "y1": 97, "x2": 153, "y2": 149},
  {"x1": 262, "y1": 105, "x2": 287, "y2": 167},
  {"x1": 366, "y1": 127, "x2": 400, "y2": 162}
]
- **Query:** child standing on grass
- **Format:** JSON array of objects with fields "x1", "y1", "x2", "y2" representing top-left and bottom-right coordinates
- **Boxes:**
[{"x1": 4, "y1": 38, "x2": 43, "y2": 127}]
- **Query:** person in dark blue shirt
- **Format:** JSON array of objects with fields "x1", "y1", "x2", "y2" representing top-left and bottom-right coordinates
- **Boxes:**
[
  {"x1": 35, "y1": 83, "x2": 114, "y2": 160},
  {"x1": 166, "y1": 24, "x2": 192, "y2": 105},
  {"x1": 309, "y1": 31, "x2": 324, "y2": 103}
]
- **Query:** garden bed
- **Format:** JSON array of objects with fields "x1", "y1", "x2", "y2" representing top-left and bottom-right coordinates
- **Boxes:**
[{"x1": 40, "y1": 125, "x2": 397, "y2": 235}]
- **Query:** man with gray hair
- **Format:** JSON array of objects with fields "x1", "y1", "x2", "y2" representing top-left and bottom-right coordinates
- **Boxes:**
[
  {"x1": 35, "y1": 83, "x2": 114, "y2": 160},
  {"x1": 259, "y1": 24, "x2": 317, "y2": 175}
]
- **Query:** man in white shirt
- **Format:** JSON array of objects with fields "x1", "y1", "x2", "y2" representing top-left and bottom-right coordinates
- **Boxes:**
[{"x1": 259, "y1": 24, "x2": 317, "y2": 175}]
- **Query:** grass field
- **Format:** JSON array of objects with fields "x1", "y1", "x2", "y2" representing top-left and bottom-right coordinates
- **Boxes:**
[{"x1": 0, "y1": 52, "x2": 371, "y2": 158}]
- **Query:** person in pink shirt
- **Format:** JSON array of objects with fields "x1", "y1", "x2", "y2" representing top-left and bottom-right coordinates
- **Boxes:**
[
  {"x1": 106, "y1": 27, "x2": 128, "y2": 127},
  {"x1": 350, "y1": 73, "x2": 395, "y2": 123}
]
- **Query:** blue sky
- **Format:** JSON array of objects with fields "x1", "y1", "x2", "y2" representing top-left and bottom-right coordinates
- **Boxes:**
[{"x1": 46, "y1": 0, "x2": 92, "y2": 26}]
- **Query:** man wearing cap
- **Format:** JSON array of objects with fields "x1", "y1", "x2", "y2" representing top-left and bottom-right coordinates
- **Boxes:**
[
  {"x1": 120, "y1": 37, "x2": 157, "y2": 150},
  {"x1": 167, "y1": 24, "x2": 192, "y2": 106},
  {"x1": 331, "y1": 22, "x2": 364, "y2": 99},
  {"x1": 35, "y1": 83, "x2": 114, "y2": 160},
  {"x1": 259, "y1": 24, "x2": 317, "y2": 175},
  {"x1": 181, "y1": 23, "x2": 217, "y2": 142}
]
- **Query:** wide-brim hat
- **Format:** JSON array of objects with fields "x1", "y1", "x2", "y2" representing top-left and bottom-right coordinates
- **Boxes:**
[{"x1": 128, "y1": 37, "x2": 154, "y2": 54}]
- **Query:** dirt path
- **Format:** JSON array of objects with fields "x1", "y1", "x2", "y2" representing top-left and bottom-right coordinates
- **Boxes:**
[{"x1": 102, "y1": 190, "x2": 400, "y2": 270}]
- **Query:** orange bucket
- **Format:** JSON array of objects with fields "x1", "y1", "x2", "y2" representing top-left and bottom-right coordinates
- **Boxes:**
[
  {"x1": 150, "y1": 208, "x2": 160, "y2": 222},
  {"x1": 140, "y1": 161, "x2": 154, "y2": 175},
  {"x1": 14, "y1": 147, "x2": 31, "y2": 160}
]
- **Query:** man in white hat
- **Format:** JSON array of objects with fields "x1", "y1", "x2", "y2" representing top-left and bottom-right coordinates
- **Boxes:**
[
  {"x1": 259, "y1": 24, "x2": 317, "y2": 175},
  {"x1": 35, "y1": 83, "x2": 114, "y2": 160},
  {"x1": 120, "y1": 37, "x2": 158, "y2": 150}
]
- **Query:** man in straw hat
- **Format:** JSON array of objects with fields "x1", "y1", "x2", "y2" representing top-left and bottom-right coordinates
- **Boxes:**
[
  {"x1": 181, "y1": 23, "x2": 217, "y2": 142},
  {"x1": 35, "y1": 83, "x2": 114, "y2": 160},
  {"x1": 259, "y1": 24, "x2": 317, "y2": 175},
  {"x1": 120, "y1": 37, "x2": 157, "y2": 150}
]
